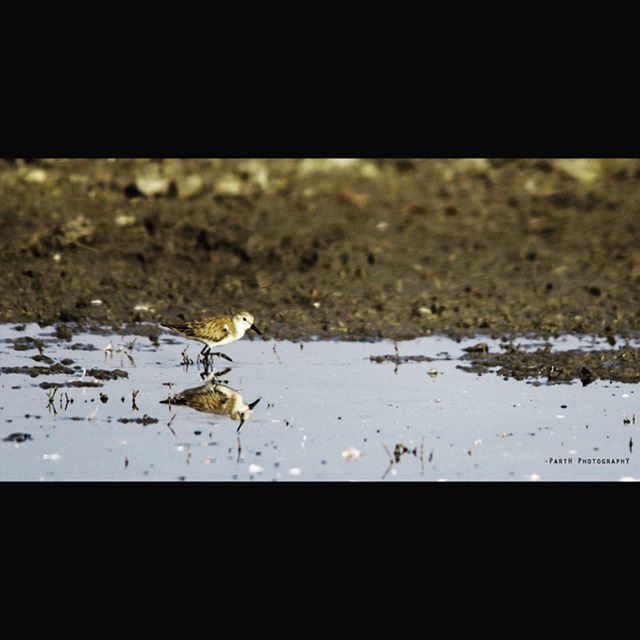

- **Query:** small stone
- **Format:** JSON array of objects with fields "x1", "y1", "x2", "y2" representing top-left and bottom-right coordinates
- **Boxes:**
[
  {"x1": 342, "y1": 447, "x2": 361, "y2": 461},
  {"x1": 134, "y1": 175, "x2": 171, "y2": 197},
  {"x1": 23, "y1": 168, "x2": 48, "y2": 184},
  {"x1": 114, "y1": 214, "x2": 137, "y2": 227},
  {"x1": 360, "y1": 162, "x2": 380, "y2": 179},
  {"x1": 176, "y1": 174, "x2": 204, "y2": 198},
  {"x1": 214, "y1": 173, "x2": 243, "y2": 196},
  {"x1": 237, "y1": 160, "x2": 269, "y2": 191},
  {"x1": 554, "y1": 159, "x2": 601, "y2": 183},
  {"x1": 297, "y1": 158, "x2": 359, "y2": 176},
  {"x1": 462, "y1": 342, "x2": 489, "y2": 354}
]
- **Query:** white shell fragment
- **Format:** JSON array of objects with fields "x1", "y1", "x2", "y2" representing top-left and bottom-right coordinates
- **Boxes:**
[{"x1": 342, "y1": 447, "x2": 361, "y2": 461}]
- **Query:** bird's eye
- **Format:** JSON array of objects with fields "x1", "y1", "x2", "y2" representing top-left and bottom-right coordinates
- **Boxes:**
[{"x1": 243, "y1": 317, "x2": 247, "y2": 321}]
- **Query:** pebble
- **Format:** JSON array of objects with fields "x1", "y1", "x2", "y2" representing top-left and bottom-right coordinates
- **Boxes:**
[
  {"x1": 554, "y1": 159, "x2": 601, "y2": 183},
  {"x1": 114, "y1": 214, "x2": 137, "y2": 227},
  {"x1": 214, "y1": 174, "x2": 243, "y2": 196},
  {"x1": 23, "y1": 168, "x2": 48, "y2": 184},
  {"x1": 342, "y1": 447, "x2": 361, "y2": 461},
  {"x1": 176, "y1": 174, "x2": 205, "y2": 198},
  {"x1": 134, "y1": 175, "x2": 170, "y2": 197}
]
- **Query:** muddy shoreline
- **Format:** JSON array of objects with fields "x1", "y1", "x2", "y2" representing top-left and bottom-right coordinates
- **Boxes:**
[{"x1": 2, "y1": 158, "x2": 640, "y2": 342}]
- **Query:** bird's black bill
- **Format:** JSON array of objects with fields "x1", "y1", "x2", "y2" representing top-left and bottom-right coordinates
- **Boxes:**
[
  {"x1": 248, "y1": 397, "x2": 261, "y2": 410},
  {"x1": 250, "y1": 323, "x2": 262, "y2": 336}
]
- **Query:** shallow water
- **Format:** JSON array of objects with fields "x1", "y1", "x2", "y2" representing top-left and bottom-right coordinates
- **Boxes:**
[{"x1": 0, "y1": 324, "x2": 638, "y2": 481}]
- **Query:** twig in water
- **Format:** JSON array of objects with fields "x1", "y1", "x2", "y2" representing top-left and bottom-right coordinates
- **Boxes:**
[
  {"x1": 381, "y1": 443, "x2": 394, "y2": 480},
  {"x1": 131, "y1": 389, "x2": 139, "y2": 411},
  {"x1": 87, "y1": 403, "x2": 100, "y2": 421},
  {"x1": 181, "y1": 345, "x2": 194, "y2": 369},
  {"x1": 46, "y1": 388, "x2": 58, "y2": 414},
  {"x1": 165, "y1": 413, "x2": 177, "y2": 438}
]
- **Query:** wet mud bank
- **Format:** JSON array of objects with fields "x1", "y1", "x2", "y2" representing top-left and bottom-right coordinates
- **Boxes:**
[
  {"x1": 2, "y1": 159, "x2": 640, "y2": 341},
  {"x1": 458, "y1": 342, "x2": 640, "y2": 385}
]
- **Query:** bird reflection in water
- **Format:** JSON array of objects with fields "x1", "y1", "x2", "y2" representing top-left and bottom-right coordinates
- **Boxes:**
[{"x1": 161, "y1": 370, "x2": 261, "y2": 432}]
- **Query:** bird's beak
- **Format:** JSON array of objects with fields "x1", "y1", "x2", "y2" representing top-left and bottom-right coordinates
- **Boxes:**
[
  {"x1": 248, "y1": 398, "x2": 261, "y2": 410},
  {"x1": 250, "y1": 323, "x2": 262, "y2": 336}
]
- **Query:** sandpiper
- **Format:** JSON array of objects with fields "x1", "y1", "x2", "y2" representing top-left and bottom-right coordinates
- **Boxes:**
[
  {"x1": 162, "y1": 310, "x2": 262, "y2": 363},
  {"x1": 161, "y1": 372, "x2": 261, "y2": 432}
]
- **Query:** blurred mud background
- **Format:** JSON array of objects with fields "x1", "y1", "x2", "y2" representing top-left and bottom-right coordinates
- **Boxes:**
[{"x1": 1, "y1": 158, "x2": 639, "y2": 341}]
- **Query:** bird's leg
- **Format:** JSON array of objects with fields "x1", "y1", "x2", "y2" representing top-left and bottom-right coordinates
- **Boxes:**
[
  {"x1": 198, "y1": 344, "x2": 213, "y2": 369},
  {"x1": 199, "y1": 346, "x2": 213, "y2": 378},
  {"x1": 209, "y1": 351, "x2": 234, "y2": 363}
]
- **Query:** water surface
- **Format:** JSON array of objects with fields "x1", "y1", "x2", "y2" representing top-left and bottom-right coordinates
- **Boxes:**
[{"x1": 0, "y1": 325, "x2": 637, "y2": 481}]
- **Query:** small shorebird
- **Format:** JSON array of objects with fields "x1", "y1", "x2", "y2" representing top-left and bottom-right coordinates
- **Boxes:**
[
  {"x1": 161, "y1": 373, "x2": 261, "y2": 432},
  {"x1": 162, "y1": 311, "x2": 262, "y2": 363}
]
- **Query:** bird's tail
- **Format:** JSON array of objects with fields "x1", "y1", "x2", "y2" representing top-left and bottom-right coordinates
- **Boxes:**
[
  {"x1": 162, "y1": 323, "x2": 189, "y2": 333},
  {"x1": 160, "y1": 395, "x2": 186, "y2": 405}
]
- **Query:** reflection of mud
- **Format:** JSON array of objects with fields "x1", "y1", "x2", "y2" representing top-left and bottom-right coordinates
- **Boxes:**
[
  {"x1": 161, "y1": 374, "x2": 261, "y2": 432},
  {"x1": 459, "y1": 345, "x2": 640, "y2": 385},
  {"x1": 3, "y1": 432, "x2": 32, "y2": 443},
  {"x1": 118, "y1": 415, "x2": 158, "y2": 425}
]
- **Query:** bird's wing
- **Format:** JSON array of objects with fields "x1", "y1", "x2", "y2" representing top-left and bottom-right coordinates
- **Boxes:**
[
  {"x1": 190, "y1": 388, "x2": 230, "y2": 415},
  {"x1": 198, "y1": 318, "x2": 232, "y2": 343}
]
